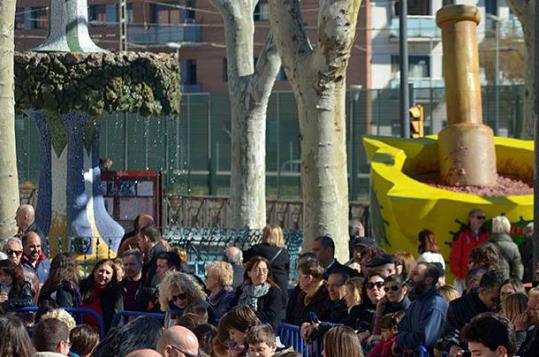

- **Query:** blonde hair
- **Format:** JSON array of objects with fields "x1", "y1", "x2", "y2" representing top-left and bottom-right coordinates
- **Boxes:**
[
  {"x1": 206, "y1": 261, "x2": 234, "y2": 287},
  {"x1": 262, "y1": 225, "x2": 285, "y2": 248},
  {"x1": 528, "y1": 286, "x2": 539, "y2": 299},
  {"x1": 492, "y1": 215, "x2": 511, "y2": 234},
  {"x1": 42, "y1": 309, "x2": 77, "y2": 331},
  {"x1": 158, "y1": 271, "x2": 207, "y2": 311},
  {"x1": 438, "y1": 285, "x2": 460, "y2": 303},
  {"x1": 501, "y1": 292, "x2": 528, "y2": 322},
  {"x1": 345, "y1": 277, "x2": 363, "y2": 307},
  {"x1": 323, "y1": 326, "x2": 364, "y2": 357}
]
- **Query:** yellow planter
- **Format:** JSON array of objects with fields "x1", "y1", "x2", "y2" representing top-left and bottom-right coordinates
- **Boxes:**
[{"x1": 363, "y1": 135, "x2": 533, "y2": 272}]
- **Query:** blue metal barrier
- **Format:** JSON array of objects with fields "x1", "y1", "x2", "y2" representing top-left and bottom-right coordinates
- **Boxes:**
[
  {"x1": 401, "y1": 346, "x2": 429, "y2": 357},
  {"x1": 111, "y1": 311, "x2": 166, "y2": 326},
  {"x1": 276, "y1": 323, "x2": 306, "y2": 354},
  {"x1": 17, "y1": 306, "x2": 106, "y2": 340}
]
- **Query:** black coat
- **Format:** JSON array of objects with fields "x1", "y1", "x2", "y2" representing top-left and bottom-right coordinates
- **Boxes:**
[
  {"x1": 38, "y1": 280, "x2": 81, "y2": 308},
  {"x1": 244, "y1": 244, "x2": 290, "y2": 305},
  {"x1": 438, "y1": 290, "x2": 489, "y2": 351},
  {"x1": 80, "y1": 278, "x2": 124, "y2": 330},
  {"x1": 286, "y1": 283, "x2": 332, "y2": 326},
  {"x1": 234, "y1": 284, "x2": 283, "y2": 329},
  {"x1": 2, "y1": 281, "x2": 34, "y2": 312}
]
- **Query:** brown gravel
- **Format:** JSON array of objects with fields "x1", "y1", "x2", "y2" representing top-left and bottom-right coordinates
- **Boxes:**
[{"x1": 413, "y1": 173, "x2": 533, "y2": 196}]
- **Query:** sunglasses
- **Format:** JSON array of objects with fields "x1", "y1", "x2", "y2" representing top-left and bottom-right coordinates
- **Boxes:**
[
  {"x1": 366, "y1": 281, "x2": 384, "y2": 290},
  {"x1": 6, "y1": 249, "x2": 22, "y2": 256},
  {"x1": 171, "y1": 344, "x2": 197, "y2": 357},
  {"x1": 384, "y1": 285, "x2": 401, "y2": 292},
  {"x1": 171, "y1": 292, "x2": 188, "y2": 301},
  {"x1": 475, "y1": 215, "x2": 486, "y2": 220}
]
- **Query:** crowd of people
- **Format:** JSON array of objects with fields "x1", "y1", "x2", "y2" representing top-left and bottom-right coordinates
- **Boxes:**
[{"x1": 0, "y1": 204, "x2": 538, "y2": 357}]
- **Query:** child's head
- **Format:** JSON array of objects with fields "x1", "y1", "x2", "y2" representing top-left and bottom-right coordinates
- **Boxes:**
[
  {"x1": 380, "y1": 313, "x2": 399, "y2": 340},
  {"x1": 218, "y1": 305, "x2": 260, "y2": 347},
  {"x1": 246, "y1": 325, "x2": 277, "y2": 357}
]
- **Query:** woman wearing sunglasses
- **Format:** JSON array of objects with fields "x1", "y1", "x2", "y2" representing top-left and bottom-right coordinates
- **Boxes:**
[
  {"x1": 371, "y1": 274, "x2": 410, "y2": 339},
  {"x1": 159, "y1": 271, "x2": 209, "y2": 328},
  {"x1": 235, "y1": 256, "x2": 283, "y2": 329}
]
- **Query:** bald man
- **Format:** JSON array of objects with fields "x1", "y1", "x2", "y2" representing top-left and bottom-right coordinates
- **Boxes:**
[
  {"x1": 156, "y1": 326, "x2": 199, "y2": 357},
  {"x1": 15, "y1": 204, "x2": 45, "y2": 241},
  {"x1": 125, "y1": 349, "x2": 163, "y2": 357}
]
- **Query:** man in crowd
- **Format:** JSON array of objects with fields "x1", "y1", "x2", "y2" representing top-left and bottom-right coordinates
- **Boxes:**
[
  {"x1": 119, "y1": 213, "x2": 155, "y2": 254},
  {"x1": 139, "y1": 225, "x2": 170, "y2": 263},
  {"x1": 365, "y1": 254, "x2": 397, "y2": 278},
  {"x1": 4, "y1": 237, "x2": 40, "y2": 294},
  {"x1": 122, "y1": 249, "x2": 151, "y2": 311},
  {"x1": 312, "y1": 235, "x2": 357, "y2": 279},
  {"x1": 517, "y1": 287, "x2": 539, "y2": 356},
  {"x1": 397, "y1": 262, "x2": 448, "y2": 353},
  {"x1": 21, "y1": 231, "x2": 50, "y2": 283},
  {"x1": 32, "y1": 318, "x2": 71, "y2": 356},
  {"x1": 224, "y1": 246, "x2": 244, "y2": 289},
  {"x1": 462, "y1": 313, "x2": 517, "y2": 357},
  {"x1": 439, "y1": 270, "x2": 505, "y2": 356},
  {"x1": 326, "y1": 270, "x2": 350, "y2": 322},
  {"x1": 15, "y1": 204, "x2": 45, "y2": 240},
  {"x1": 156, "y1": 325, "x2": 200, "y2": 357}
]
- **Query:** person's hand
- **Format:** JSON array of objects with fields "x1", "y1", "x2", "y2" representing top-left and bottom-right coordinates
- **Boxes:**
[
  {"x1": 367, "y1": 334, "x2": 381, "y2": 346},
  {"x1": 300, "y1": 322, "x2": 318, "y2": 340},
  {"x1": 0, "y1": 292, "x2": 8, "y2": 303},
  {"x1": 513, "y1": 312, "x2": 528, "y2": 331},
  {"x1": 449, "y1": 345, "x2": 464, "y2": 357}
]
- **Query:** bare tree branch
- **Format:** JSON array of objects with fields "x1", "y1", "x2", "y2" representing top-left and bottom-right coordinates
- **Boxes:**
[{"x1": 249, "y1": 32, "x2": 281, "y2": 103}]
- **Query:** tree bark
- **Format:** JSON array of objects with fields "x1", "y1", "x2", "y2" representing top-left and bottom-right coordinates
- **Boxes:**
[
  {"x1": 209, "y1": 0, "x2": 281, "y2": 229},
  {"x1": 268, "y1": 0, "x2": 361, "y2": 260},
  {"x1": 0, "y1": 0, "x2": 20, "y2": 240},
  {"x1": 505, "y1": 0, "x2": 535, "y2": 138}
]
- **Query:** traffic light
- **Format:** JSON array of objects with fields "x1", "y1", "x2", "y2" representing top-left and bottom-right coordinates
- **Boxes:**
[{"x1": 409, "y1": 104, "x2": 424, "y2": 138}]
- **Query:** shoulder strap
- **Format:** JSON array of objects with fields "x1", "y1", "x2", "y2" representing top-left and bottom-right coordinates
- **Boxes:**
[{"x1": 270, "y1": 248, "x2": 284, "y2": 264}]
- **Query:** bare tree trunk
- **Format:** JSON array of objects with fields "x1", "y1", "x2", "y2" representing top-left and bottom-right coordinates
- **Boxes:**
[
  {"x1": 209, "y1": 0, "x2": 281, "y2": 229},
  {"x1": 0, "y1": 0, "x2": 20, "y2": 240},
  {"x1": 268, "y1": 0, "x2": 361, "y2": 260},
  {"x1": 506, "y1": 0, "x2": 535, "y2": 138}
]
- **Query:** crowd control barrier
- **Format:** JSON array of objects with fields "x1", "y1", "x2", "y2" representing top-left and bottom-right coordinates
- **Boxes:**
[{"x1": 17, "y1": 306, "x2": 106, "y2": 340}]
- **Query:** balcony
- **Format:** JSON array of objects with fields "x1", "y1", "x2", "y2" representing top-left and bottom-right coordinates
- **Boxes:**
[
  {"x1": 128, "y1": 24, "x2": 202, "y2": 46},
  {"x1": 389, "y1": 16, "x2": 441, "y2": 42}
]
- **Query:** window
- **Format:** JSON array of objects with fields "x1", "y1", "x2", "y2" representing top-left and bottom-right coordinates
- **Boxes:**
[
  {"x1": 181, "y1": 59, "x2": 197, "y2": 85},
  {"x1": 391, "y1": 55, "x2": 430, "y2": 78},
  {"x1": 182, "y1": 0, "x2": 196, "y2": 22},
  {"x1": 254, "y1": 0, "x2": 270, "y2": 21},
  {"x1": 15, "y1": 8, "x2": 25, "y2": 30},
  {"x1": 394, "y1": 0, "x2": 430, "y2": 16},
  {"x1": 485, "y1": 0, "x2": 498, "y2": 16},
  {"x1": 89, "y1": 5, "x2": 107, "y2": 25},
  {"x1": 152, "y1": 4, "x2": 180, "y2": 24},
  {"x1": 29, "y1": 7, "x2": 47, "y2": 29}
]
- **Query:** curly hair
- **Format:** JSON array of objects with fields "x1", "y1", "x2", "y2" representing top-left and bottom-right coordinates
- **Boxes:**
[
  {"x1": 469, "y1": 243, "x2": 501, "y2": 271},
  {"x1": 41, "y1": 308, "x2": 77, "y2": 331},
  {"x1": 0, "y1": 259, "x2": 26, "y2": 291},
  {"x1": 206, "y1": 261, "x2": 234, "y2": 288},
  {"x1": 158, "y1": 271, "x2": 207, "y2": 311}
]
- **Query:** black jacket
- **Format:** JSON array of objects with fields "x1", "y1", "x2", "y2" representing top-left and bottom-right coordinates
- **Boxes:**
[
  {"x1": 234, "y1": 284, "x2": 283, "y2": 329},
  {"x1": 38, "y1": 280, "x2": 81, "y2": 308},
  {"x1": 286, "y1": 283, "x2": 332, "y2": 326},
  {"x1": 519, "y1": 238, "x2": 534, "y2": 283},
  {"x1": 2, "y1": 281, "x2": 34, "y2": 312},
  {"x1": 518, "y1": 327, "x2": 539, "y2": 357},
  {"x1": 438, "y1": 290, "x2": 489, "y2": 351},
  {"x1": 121, "y1": 279, "x2": 152, "y2": 312},
  {"x1": 244, "y1": 244, "x2": 290, "y2": 305}
]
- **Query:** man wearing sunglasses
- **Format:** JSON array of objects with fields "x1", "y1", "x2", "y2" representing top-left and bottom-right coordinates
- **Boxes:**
[
  {"x1": 157, "y1": 325, "x2": 200, "y2": 357},
  {"x1": 450, "y1": 209, "x2": 489, "y2": 293},
  {"x1": 3, "y1": 237, "x2": 40, "y2": 295}
]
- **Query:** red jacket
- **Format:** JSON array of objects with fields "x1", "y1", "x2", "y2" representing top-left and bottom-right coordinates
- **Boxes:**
[
  {"x1": 449, "y1": 228, "x2": 489, "y2": 280},
  {"x1": 368, "y1": 335, "x2": 397, "y2": 357}
]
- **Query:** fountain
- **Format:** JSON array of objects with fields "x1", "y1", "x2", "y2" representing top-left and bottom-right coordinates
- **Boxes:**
[
  {"x1": 14, "y1": 0, "x2": 180, "y2": 261},
  {"x1": 363, "y1": 5, "x2": 533, "y2": 263}
]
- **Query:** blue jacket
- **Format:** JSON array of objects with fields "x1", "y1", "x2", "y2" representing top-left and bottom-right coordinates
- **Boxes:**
[
  {"x1": 397, "y1": 287, "x2": 448, "y2": 350},
  {"x1": 21, "y1": 255, "x2": 50, "y2": 284}
]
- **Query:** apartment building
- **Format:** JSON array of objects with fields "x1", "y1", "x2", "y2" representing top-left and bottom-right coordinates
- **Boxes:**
[{"x1": 14, "y1": 0, "x2": 372, "y2": 93}]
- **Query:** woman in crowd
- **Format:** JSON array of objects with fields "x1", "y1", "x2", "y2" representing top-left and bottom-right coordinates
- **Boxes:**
[
  {"x1": 92, "y1": 316, "x2": 163, "y2": 357},
  {"x1": 39, "y1": 252, "x2": 81, "y2": 308},
  {"x1": 206, "y1": 261, "x2": 236, "y2": 322},
  {"x1": 79, "y1": 259, "x2": 123, "y2": 331},
  {"x1": 343, "y1": 277, "x2": 363, "y2": 312},
  {"x1": 70, "y1": 324, "x2": 100, "y2": 357},
  {"x1": 217, "y1": 305, "x2": 260, "y2": 357},
  {"x1": 322, "y1": 325, "x2": 363, "y2": 357},
  {"x1": 243, "y1": 224, "x2": 290, "y2": 307},
  {"x1": 349, "y1": 272, "x2": 386, "y2": 339},
  {"x1": 468, "y1": 243, "x2": 503, "y2": 272},
  {"x1": 499, "y1": 278, "x2": 526, "y2": 301},
  {"x1": 286, "y1": 259, "x2": 331, "y2": 325},
  {"x1": 236, "y1": 256, "x2": 283, "y2": 329},
  {"x1": 372, "y1": 274, "x2": 410, "y2": 336},
  {"x1": 438, "y1": 285, "x2": 460, "y2": 303},
  {"x1": 489, "y1": 215, "x2": 524, "y2": 280},
  {"x1": 0, "y1": 259, "x2": 33, "y2": 312},
  {"x1": 416, "y1": 229, "x2": 446, "y2": 270},
  {"x1": 0, "y1": 315, "x2": 35, "y2": 357},
  {"x1": 159, "y1": 270, "x2": 208, "y2": 327},
  {"x1": 450, "y1": 208, "x2": 489, "y2": 292},
  {"x1": 393, "y1": 252, "x2": 416, "y2": 281},
  {"x1": 500, "y1": 292, "x2": 529, "y2": 350}
]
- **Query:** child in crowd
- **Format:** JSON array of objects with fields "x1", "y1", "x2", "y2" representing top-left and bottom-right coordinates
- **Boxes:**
[
  {"x1": 218, "y1": 305, "x2": 261, "y2": 357},
  {"x1": 246, "y1": 324, "x2": 294, "y2": 357},
  {"x1": 367, "y1": 313, "x2": 400, "y2": 357}
]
